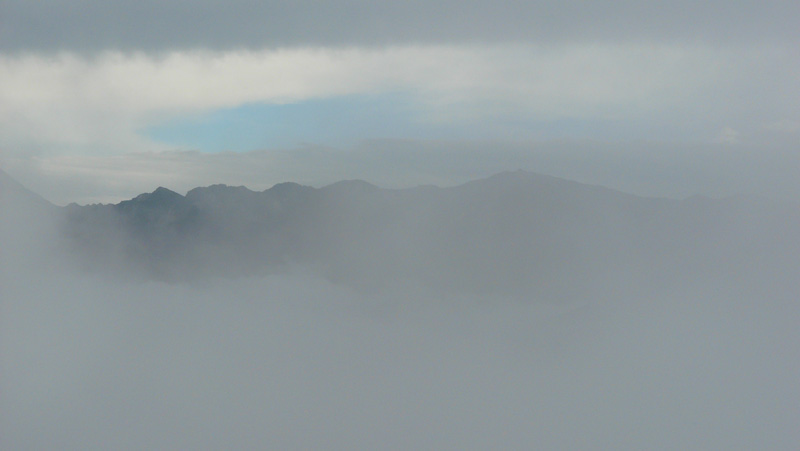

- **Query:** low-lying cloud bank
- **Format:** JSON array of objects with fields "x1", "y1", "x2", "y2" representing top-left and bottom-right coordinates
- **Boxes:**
[
  {"x1": 2, "y1": 270, "x2": 798, "y2": 449},
  {"x1": 2, "y1": 170, "x2": 799, "y2": 449}
]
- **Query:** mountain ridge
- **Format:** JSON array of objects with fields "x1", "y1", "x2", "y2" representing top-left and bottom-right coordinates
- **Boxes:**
[
  {"x1": 56, "y1": 170, "x2": 678, "y2": 208},
  {"x1": 4, "y1": 169, "x2": 797, "y2": 299},
  {"x1": 49, "y1": 170, "x2": 800, "y2": 298}
]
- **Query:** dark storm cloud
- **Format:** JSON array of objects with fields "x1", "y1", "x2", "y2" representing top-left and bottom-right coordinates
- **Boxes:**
[{"x1": 1, "y1": 0, "x2": 797, "y2": 53}]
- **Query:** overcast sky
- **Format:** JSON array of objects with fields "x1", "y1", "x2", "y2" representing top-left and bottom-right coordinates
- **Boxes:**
[
  {"x1": 3, "y1": 5, "x2": 800, "y2": 446},
  {"x1": 0, "y1": 1, "x2": 798, "y2": 203}
]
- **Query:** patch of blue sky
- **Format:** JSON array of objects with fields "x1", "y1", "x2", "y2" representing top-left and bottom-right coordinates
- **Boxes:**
[{"x1": 142, "y1": 93, "x2": 453, "y2": 152}]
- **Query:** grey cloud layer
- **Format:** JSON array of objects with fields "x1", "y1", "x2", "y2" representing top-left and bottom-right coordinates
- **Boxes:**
[{"x1": 2, "y1": 1, "x2": 798, "y2": 52}]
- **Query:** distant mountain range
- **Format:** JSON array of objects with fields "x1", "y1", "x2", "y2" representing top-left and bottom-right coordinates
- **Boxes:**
[{"x1": 2, "y1": 169, "x2": 798, "y2": 299}]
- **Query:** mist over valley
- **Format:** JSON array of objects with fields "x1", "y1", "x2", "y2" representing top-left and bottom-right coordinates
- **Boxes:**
[{"x1": 2, "y1": 168, "x2": 799, "y2": 449}]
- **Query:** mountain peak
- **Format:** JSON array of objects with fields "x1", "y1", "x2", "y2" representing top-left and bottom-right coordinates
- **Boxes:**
[
  {"x1": 145, "y1": 186, "x2": 183, "y2": 200},
  {"x1": 267, "y1": 181, "x2": 308, "y2": 192},
  {"x1": 118, "y1": 186, "x2": 186, "y2": 210}
]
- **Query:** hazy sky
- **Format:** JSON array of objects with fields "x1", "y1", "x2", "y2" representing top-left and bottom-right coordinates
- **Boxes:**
[{"x1": 0, "y1": 1, "x2": 798, "y2": 202}]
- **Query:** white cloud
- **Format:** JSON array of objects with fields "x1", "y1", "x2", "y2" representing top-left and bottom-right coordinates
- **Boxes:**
[{"x1": 0, "y1": 44, "x2": 763, "y2": 158}]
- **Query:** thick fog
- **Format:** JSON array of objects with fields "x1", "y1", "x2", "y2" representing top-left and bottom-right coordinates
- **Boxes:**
[{"x1": 2, "y1": 170, "x2": 799, "y2": 449}]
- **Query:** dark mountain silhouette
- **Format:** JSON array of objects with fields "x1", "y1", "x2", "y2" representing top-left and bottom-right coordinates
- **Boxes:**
[{"x1": 42, "y1": 170, "x2": 796, "y2": 299}]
